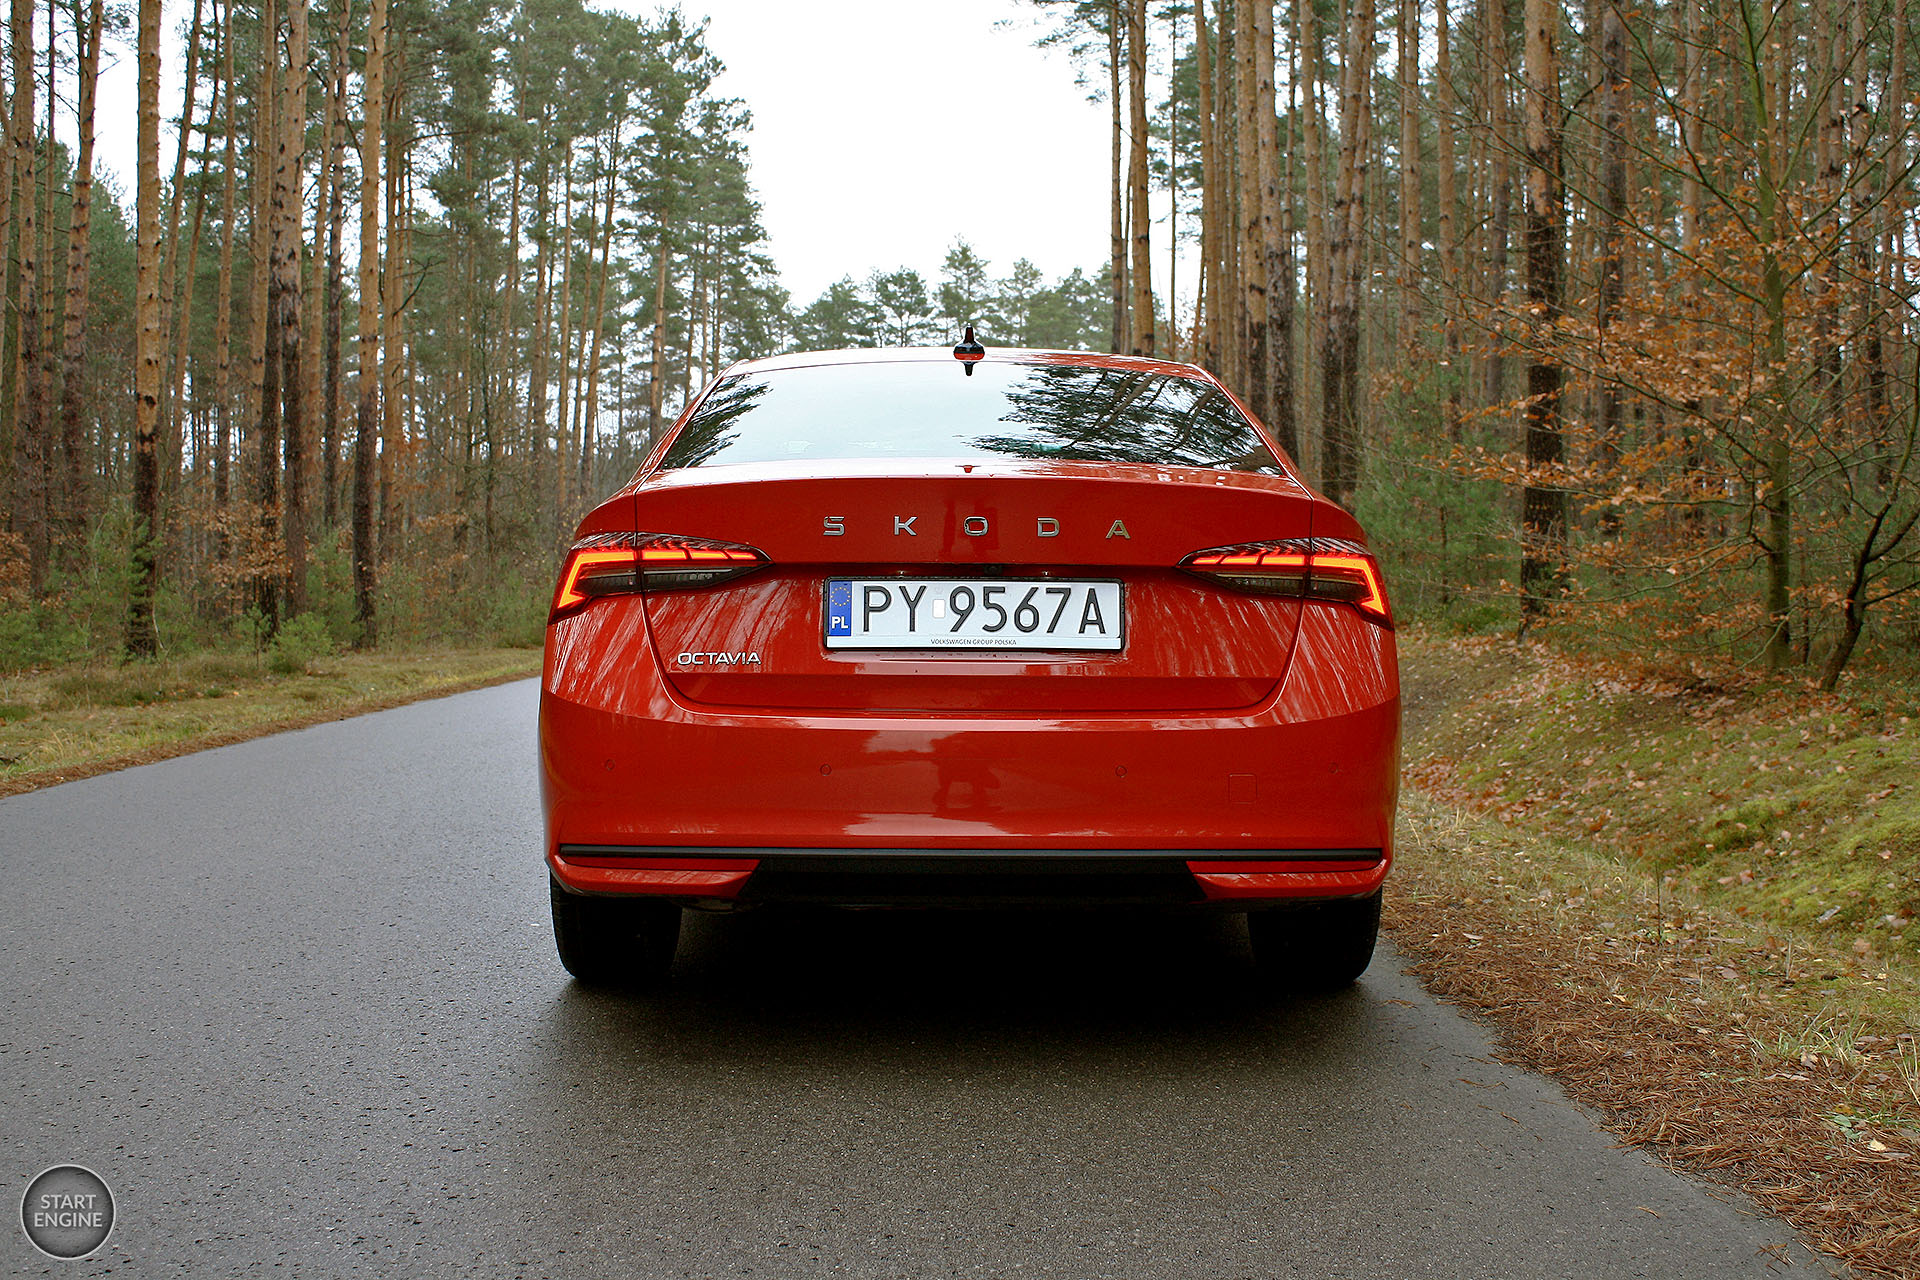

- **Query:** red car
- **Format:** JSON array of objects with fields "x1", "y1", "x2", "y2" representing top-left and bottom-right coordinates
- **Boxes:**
[{"x1": 540, "y1": 343, "x2": 1399, "y2": 990}]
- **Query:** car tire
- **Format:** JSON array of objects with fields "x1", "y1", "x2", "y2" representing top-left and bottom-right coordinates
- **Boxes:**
[
  {"x1": 1247, "y1": 891, "x2": 1381, "y2": 992},
  {"x1": 550, "y1": 879, "x2": 682, "y2": 987}
]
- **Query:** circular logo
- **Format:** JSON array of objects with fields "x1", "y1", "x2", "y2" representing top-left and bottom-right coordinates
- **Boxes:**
[{"x1": 20, "y1": 1165, "x2": 114, "y2": 1260}]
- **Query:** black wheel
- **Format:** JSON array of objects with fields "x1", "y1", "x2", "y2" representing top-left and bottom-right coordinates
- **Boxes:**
[
  {"x1": 550, "y1": 879, "x2": 681, "y2": 987},
  {"x1": 1247, "y1": 891, "x2": 1381, "y2": 992}
]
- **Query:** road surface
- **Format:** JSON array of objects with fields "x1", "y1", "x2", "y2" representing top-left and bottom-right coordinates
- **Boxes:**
[{"x1": 0, "y1": 680, "x2": 1838, "y2": 1278}]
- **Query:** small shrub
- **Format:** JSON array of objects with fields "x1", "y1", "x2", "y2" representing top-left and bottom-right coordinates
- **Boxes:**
[
  {"x1": 0, "y1": 604, "x2": 88, "y2": 672},
  {"x1": 267, "y1": 614, "x2": 336, "y2": 675}
]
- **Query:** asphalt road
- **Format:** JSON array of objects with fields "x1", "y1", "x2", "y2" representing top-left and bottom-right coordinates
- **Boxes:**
[{"x1": 1, "y1": 680, "x2": 1840, "y2": 1279}]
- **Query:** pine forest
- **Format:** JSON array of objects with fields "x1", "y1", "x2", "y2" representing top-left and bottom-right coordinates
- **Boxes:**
[{"x1": 2, "y1": 0, "x2": 1918, "y2": 690}]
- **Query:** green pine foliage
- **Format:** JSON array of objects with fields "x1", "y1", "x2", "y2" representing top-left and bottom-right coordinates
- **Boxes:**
[{"x1": 791, "y1": 239, "x2": 1110, "y2": 353}]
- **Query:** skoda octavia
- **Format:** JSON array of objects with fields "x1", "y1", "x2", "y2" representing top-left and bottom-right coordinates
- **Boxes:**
[{"x1": 540, "y1": 345, "x2": 1399, "y2": 989}]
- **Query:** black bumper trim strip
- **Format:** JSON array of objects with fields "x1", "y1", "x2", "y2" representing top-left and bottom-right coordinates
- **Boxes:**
[{"x1": 558, "y1": 845, "x2": 1383, "y2": 868}]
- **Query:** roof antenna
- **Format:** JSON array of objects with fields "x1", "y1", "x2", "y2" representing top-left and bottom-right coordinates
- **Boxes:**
[{"x1": 953, "y1": 324, "x2": 985, "y2": 376}]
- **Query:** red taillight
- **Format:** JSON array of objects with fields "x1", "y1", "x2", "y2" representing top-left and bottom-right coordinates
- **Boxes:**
[
  {"x1": 550, "y1": 533, "x2": 768, "y2": 622},
  {"x1": 1181, "y1": 538, "x2": 1392, "y2": 626}
]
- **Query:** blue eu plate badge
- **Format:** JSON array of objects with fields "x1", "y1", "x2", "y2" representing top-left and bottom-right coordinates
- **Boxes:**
[{"x1": 826, "y1": 580, "x2": 853, "y2": 638}]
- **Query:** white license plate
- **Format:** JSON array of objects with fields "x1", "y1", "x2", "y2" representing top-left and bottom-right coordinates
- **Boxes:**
[{"x1": 824, "y1": 579, "x2": 1124, "y2": 651}]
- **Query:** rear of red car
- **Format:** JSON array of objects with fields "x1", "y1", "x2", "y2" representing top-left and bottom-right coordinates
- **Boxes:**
[{"x1": 539, "y1": 349, "x2": 1399, "y2": 987}]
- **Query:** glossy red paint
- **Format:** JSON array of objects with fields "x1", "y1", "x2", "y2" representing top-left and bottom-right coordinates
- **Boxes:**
[{"x1": 542, "y1": 347, "x2": 1399, "y2": 910}]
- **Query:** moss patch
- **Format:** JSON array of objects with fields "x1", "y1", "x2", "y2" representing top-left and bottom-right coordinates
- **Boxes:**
[{"x1": 1402, "y1": 631, "x2": 1920, "y2": 962}]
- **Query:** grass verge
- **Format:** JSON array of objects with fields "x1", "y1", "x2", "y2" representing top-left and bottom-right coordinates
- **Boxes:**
[
  {"x1": 0, "y1": 646, "x2": 543, "y2": 798},
  {"x1": 1390, "y1": 630, "x2": 1919, "y2": 1278}
]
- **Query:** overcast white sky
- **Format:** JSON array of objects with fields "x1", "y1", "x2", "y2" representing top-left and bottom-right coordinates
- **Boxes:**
[{"x1": 88, "y1": 0, "x2": 1123, "y2": 307}]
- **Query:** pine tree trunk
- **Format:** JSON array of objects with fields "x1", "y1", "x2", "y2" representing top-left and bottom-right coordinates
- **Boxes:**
[
  {"x1": 1886, "y1": 0, "x2": 1909, "y2": 318},
  {"x1": 1398, "y1": 0, "x2": 1423, "y2": 352},
  {"x1": 1298, "y1": 0, "x2": 1327, "y2": 455},
  {"x1": 526, "y1": 111, "x2": 553, "y2": 495},
  {"x1": 1595, "y1": 1, "x2": 1627, "y2": 537},
  {"x1": 211, "y1": 0, "x2": 237, "y2": 559},
  {"x1": 1109, "y1": 0, "x2": 1127, "y2": 353},
  {"x1": 383, "y1": 138, "x2": 407, "y2": 551},
  {"x1": 246, "y1": 0, "x2": 277, "y2": 610},
  {"x1": 1166, "y1": 9, "x2": 1181, "y2": 361},
  {"x1": 9, "y1": 0, "x2": 49, "y2": 592},
  {"x1": 648, "y1": 230, "x2": 668, "y2": 447},
  {"x1": 1436, "y1": 0, "x2": 1461, "y2": 433},
  {"x1": 553, "y1": 153, "x2": 575, "y2": 525},
  {"x1": 1194, "y1": 0, "x2": 1219, "y2": 374},
  {"x1": 1759, "y1": 0, "x2": 1795, "y2": 669},
  {"x1": 1217, "y1": 1, "x2": 1241, "y2": 390},
  {"x1": 322, "y1": 0, "x2": 351, "y2": 528},
  {"x1": 1320, "y1": 0, "x2": 1374, "y2": 510},
  {"x1": 127, "y1": 0, "x2": 163, "y2": 658},
  {"x1": 157, "y1": 0, "x2": 206, "y2": 494},
  {"x1": 276, "y1": 0, "x2": 309, "y2": 615},
  {"x1": 1850, "y1": 0, "x2": 1888, "y2": 465},
  {"x1": 1518, "y1": 0, "x2": 1566, "y2": 625},
  {"x1": 1256, "y1": 0, "x2": 1292, "y2": 454},
  {"x1": 1678, "y1": 0, "x2": 1709, "y2": 527},
  {"x1": 1483, "y1": 0, "x2": 1511, "y2": 405},
  {"x1": 1236, "y1": 0, "x2": 1268, "y2": 418},
  {"x1": 579, "y1": 130, "x2": 620, "y2": 501},
  {"x1": 1814, "y1": 0, "x2": 1845, "y2": 424},
  {"x1": 165, "y1": 6, "x2": 220, "y2": 570},
  {"x1": 353, "y1": 0, "x2": 385, "y2": 644},
  {"x1": 56, "y1": 0, "x2": 104, "y2": 560},
  {"x1": 1879, "y1": 0, "x2": 1907, "y2": 462},
  {"x1": 1127, "y1": 0, "x2": 1153, "y2": 355},
  {"x1": 0, "y1": 53, "x2": 14, "y2": 478}
]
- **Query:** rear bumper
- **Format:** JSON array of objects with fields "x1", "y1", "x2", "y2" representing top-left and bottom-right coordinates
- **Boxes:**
[
  {"x1": 541, "y1": 600, "x2": 1399, "y2": 909},
  {"x1": 549, "y1": 846, "x2": 1388, "y2": 907}
]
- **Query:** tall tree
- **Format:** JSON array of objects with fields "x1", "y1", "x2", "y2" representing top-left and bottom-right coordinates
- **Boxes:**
[
  {"x1": 1126, "y1": 0, "x2": 1153, "y2": 355},
  {"x1": 354, "y1": 0, "x2": 386, "y2": 642},
  {"x1": 1193, "y1": 0, "x2": 1220, "y2": 374},
  {"x1": 8, "y1": 0, "x2": 49, "y2": 591},
  {"x1": 127, "y1": 0, "x2": 163, "y2": 658},
  {"x1": 156, "y1": 0, "x2": 207, "y2": 484},
  {"x1": 249, "y1": 0, "x2": 280, "y2": 630},
  {"x1": 1256, "y1": 0, "x2": 1293, "y2": 453},
  {"x1": 1517, "y1": 0, "x2": 1566, "y2": 624},
  {"x1": 1109, "y1": 0, "x2": 1126, "y2": 352},
  {"x1": 1236, "y1": 0, "x2": 1271, "y2": 424},
  {"x1": 1398, "y1": 0, "x2": 1423, "y2": 351},
  {"x1": 1321, "y1": 0, "x2": 1375, "y2": 509},
  {"x1": 937, "y1": 239, "x2": 994, "y2": 337},
  {"x1": 211, "y1": 0, "x2": 238, "y2": 555},
  {"x1": 276, "y1": 0, "x2": 311, "y2": 613},
  {"x1": 56, "y1": 0, "x2": 105, "y2": 558},
  {"x1": 1593, "y1": 0, "x2": 1628, "y2": 537},
  {"x1": 321, "y1": 0, "x2": 352, "y2": 528},
  {"x1": 1434, "y1": 0, "x2": 1461, "y2": 435}
]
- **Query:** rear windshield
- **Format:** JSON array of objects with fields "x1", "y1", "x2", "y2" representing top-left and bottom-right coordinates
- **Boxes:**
[{"x1": 658, "y1": 360, "x2": 1285, "y2": 475}]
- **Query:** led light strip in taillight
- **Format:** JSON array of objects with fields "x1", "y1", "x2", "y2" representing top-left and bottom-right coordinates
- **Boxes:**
[
  {"x1": 550, "y1": 532, "x2": 768, "y2": 621},
  {"x1": 1181, "y1": 537, "x2": 1392, "y2": 626}
]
